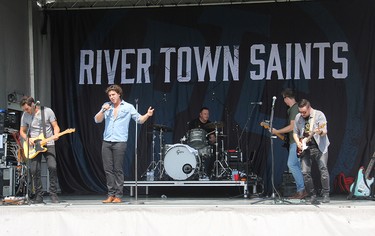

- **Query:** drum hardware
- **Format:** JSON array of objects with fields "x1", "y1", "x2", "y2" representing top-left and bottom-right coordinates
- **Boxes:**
[
  {"x1": 207, "y1": 121, "x2": 232, "y2": 180},
  {"x1": 143, "y1": 128, "x2": 157, "y2": 180},
  {"x1": 144, "y1": 124, "x2": 172, "y2": 180},
  {"x1": 204, "y1": 121, "x2": 224, "y2": 130}
]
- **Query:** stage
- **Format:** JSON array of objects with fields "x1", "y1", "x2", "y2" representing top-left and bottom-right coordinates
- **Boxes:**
[{"x1": 1, "y1": 193, "x2": 375, "y2": 235}]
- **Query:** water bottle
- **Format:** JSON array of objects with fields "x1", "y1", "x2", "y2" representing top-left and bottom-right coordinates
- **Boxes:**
[{"x1": 147, "y1": 170, "x2": 154, "y2": 181}]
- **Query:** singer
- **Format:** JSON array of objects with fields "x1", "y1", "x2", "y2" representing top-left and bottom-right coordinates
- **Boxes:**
[
  {"x1": 94, "y1": 84, "x2": 154, "y2": 203},
  {"x1": 19, "y1": 96, "x2": 61, "y2": 204}
]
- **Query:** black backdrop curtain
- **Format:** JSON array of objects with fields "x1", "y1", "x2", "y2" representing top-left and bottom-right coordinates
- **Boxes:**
[{"x1": 48, "y1": 1, "x2": 375, "y2": 194}]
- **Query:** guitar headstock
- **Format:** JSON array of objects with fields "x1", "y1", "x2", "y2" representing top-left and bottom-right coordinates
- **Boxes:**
[
  {"x1": 260, "y1": 121, "x2": 270, "y2": 129},
  {"x1": 63, "y1": 128, "x2": 76, "y2": 134}
]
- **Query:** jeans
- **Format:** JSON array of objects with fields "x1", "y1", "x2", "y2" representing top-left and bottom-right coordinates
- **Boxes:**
[
  {"x1": 102, "y1": 141, "x2": 127, "y2": 198},
  {"x1": 287, "y1": 143, "x2": 305, "y2": 192},
  {"x1": 301, "y1": 147, "x2": 330, "y2": 196},
  {"x1": 30, "y1": 145, "x2": 58, "y2": 198}
]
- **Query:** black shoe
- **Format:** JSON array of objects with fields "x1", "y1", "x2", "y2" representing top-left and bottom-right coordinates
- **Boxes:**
[
  {"x1": 31, "y1": 196, "x2": 44, "y2": 204},
  {"x1": 50, "y1": 194, "x2": 59, "y2": 203}
]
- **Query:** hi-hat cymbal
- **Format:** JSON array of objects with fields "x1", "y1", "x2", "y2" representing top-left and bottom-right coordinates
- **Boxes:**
[
  {"x1": 204, "y1": 121, "x2": 224, "y2": 129},
  {"x1": 152, "y1": 124, "x2": 173, "y2": 132}
]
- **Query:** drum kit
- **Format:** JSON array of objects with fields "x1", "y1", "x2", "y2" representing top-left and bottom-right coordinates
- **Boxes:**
[{"x1": 145, "y1": 122, "x2": 232, "y2": 181}]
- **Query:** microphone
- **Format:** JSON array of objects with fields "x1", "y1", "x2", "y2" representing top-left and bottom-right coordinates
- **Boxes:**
[
  {"x1": 34, "y1": 101, "x2": 40, "y2": 107},
  {"x1": 272, "y1": 96, "x2": 277, "y2": 107},
  {"x1": 251, "y1": 101, "x2": 262, "y2": 105}
]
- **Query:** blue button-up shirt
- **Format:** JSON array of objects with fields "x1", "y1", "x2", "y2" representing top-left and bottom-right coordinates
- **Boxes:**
[{"x1": 100, "y1": 100, "x2": 141, "y2": 142}]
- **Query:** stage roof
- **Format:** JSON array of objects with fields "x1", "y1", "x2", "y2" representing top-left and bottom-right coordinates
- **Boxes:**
[{"x1": 38, "y1": 0, "x2": 311, "y2": 10}]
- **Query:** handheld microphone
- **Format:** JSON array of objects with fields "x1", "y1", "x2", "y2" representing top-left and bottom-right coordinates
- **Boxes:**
[
  {"x1": 272, "y1": 96, "x2": 277, "y2": 107},
  {"x1": 34, "y1": 101, "x2": 40, "y2": 107},
  {"x1": 251, "y1": 101, "x2": 262, "y2": 105}
]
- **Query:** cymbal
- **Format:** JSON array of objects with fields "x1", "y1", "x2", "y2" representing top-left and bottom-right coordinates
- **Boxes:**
[
  {"x1": 152, "y1": 124, "x2": 173, "y2": 132},
  {"x1": 204, "y1": 121, "x2": 224, "y2": 129}
]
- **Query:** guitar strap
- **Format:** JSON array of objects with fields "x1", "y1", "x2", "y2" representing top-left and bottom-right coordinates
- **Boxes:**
[
  {"x1": 309, "y1": 109, "x2": 316, "y2": 133},
  {"x1": 41, "y1": 106, "x2": 47, "y2": 138}
]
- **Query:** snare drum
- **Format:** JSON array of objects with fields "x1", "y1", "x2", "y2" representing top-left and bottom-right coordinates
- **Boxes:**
[
  {"x1": 187, "y1": 128, "x2": 208, "y2": 149},
  {"x1": 164, "y1": 144, "x2": 200, "y2": 180},
  {"x1": 198, "y1": 145, "x2": 213, "y2": 157}
]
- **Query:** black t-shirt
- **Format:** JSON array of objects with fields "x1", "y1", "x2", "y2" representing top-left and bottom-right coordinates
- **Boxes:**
[{"x1": 188, "y1": 118, "x2": 212, "y2": 133}]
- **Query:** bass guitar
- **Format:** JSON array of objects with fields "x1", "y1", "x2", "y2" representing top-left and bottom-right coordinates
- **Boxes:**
[
  {"x1": 297, "y1": 123, "x2": 326, "y2": 156},
  {"x1": 23, "y1": 128, "x2": 76, "y2": 159},
  {"x1": 349, "y1": 152, "x2": 375, "y2": 198},
  {"x1": 260, "y1": 121, "x2": 286, "y2": 141}
]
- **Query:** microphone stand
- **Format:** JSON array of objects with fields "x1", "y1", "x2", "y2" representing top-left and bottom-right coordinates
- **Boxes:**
[
  {"x1": 269, "y1": 99, "x2": 277, "y2": 200},
  {"x1": 24, "y1": 112, "x2": 35, "y2": 204},
  {"x1": 133, "y1": 99, "x2": 143, "y2": 204},
  {"x1": 252, "y1": 97, "x2": 290, "y2": 205}
]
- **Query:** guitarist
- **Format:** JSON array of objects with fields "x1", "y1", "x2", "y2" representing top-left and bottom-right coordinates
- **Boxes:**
[
  {"x1": 293, "y1": 99, "x2": 330, "y2": 204},
  {"x1": 271, "y1": 88, "x2": 307, "y2": 199},
  {"x1": 19, "y1": 96, "x2": 60, "y2": 204}
]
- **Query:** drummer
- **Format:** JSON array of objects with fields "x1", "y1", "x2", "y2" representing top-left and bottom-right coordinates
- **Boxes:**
[
  {"x1": 188, "y1": 107, "x2": 215, "y2": 178},
  {"x1": 188, "y1": 107, "x2": 215, "y2": 144}
]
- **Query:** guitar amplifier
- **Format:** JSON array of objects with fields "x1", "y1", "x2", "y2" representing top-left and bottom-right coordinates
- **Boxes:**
[
  {"x1": 282, "y1": 171, "x2": 296, "y2": 184},
  {"x1": 225, "y1": 150, "x2": 243, "y2": 162},
  {"x1": 0, "y1": 167, "x2": 16, "y2": 197}
]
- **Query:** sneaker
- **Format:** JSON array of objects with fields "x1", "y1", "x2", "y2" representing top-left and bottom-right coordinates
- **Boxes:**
[
  {"x1": 50, "y1": 194, "x2": 59, "y2": 203},
  {"x1": 310, "y1": 195, "x2": 319, "y2": 205},
  {"x1": 322, "y1": 194, "x2": 330, "y2": 203}
]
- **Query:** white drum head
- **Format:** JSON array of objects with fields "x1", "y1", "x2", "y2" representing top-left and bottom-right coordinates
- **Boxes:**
[{"x1": 164, "y1": 144, "x2": 199, "y2": 180}]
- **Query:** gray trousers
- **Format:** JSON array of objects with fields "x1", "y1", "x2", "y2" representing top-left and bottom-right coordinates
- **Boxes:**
[
  {"x1": 300, "y1": 146, "x2": 330, "y2": 196},
  {"x1": 102, "y1": 141, "x2": 127, "y2": 198}
]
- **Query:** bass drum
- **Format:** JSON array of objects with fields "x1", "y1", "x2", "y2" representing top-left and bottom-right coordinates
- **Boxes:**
[{"x1": 164, "y1": 144, "x2": 200, "y2": 180}]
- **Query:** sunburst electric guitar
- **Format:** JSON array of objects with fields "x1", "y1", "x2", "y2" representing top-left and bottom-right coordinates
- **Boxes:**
[
  {"x1": 23, "y1": 128, "x2": 76, "y2": 159},
  {"x1": 297, "y1": 123, "x2": 326, "y2": 156}
]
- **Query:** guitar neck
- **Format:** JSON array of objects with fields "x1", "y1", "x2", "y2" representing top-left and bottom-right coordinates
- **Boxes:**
[
  {"x1": 40, "y1": 130, "x2": 71, "y2": 146},
  {"x1": 365, "y1": 157, "x2": 375, "y2": 179},
  {"x1": 260, "y1": 122, "x2": 285, "y2": 141}
]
